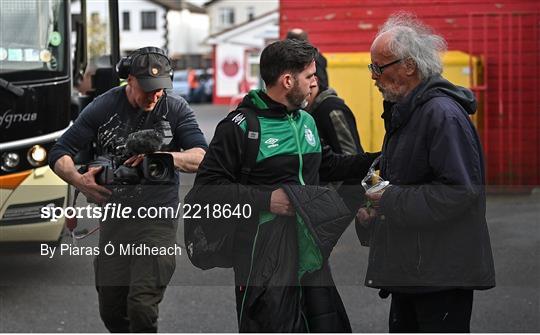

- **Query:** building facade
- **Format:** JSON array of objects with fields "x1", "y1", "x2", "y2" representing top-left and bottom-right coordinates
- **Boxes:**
[
  {"x1": 205, "y1": 0, "x2": 278, "y2": 35},
  {"x1": 166, "y1": 2, "x2": 211, "y2": 69},
  {"x1": 80, "y1": 0, "x2": 210, "y2": 68},
  {"x1": 204, "y1": 0, "x2": 279, "y2": 105},
  {"x1": 117, "y1": 0, "x2": 168, "y2": 54},
  {"x1": 207, "y1": 10, "x2": 278, "y2": 105}
]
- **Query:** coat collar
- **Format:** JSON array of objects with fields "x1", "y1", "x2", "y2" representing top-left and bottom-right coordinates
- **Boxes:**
[{"x1": 381, "y1": 79, "x2": 426, "y2": 133}]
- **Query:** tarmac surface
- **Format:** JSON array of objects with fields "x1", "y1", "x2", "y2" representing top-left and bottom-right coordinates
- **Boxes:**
[{"x1": 1, "y1": 103, "x2": 538, "y2": 332}]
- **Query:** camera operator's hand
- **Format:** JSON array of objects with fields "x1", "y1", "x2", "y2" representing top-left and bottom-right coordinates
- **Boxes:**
[
  {"x1": 78, "y1": 167, "x2": 112, "y2": 204},
  {"x1": 124, "y1": 154, "x2": 145, "y2": 167},
  {"x1": 270, "y1": 188, "x2": 295, "y2": 216},
  {"x1": 53, "y1": 155, "x2": 112, "y2": 205},
  {"x1": 123, "y1": 148, "x2": 205, "y2": 172},
  {"x1": 169, "y1": 147, "x2": 206, "y2": 172}
]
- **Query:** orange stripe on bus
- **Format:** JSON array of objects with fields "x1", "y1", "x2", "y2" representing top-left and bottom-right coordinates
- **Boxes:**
[{"x1": 0, "y1": 170, "x2": 32, "y2": 189}]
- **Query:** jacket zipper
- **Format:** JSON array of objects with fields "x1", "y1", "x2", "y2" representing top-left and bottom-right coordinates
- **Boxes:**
[
  {"x1": 239, "y1": 221, "x2": 262, "y2": 329},
  {"x1": 300, "y1": 292, "x2": 310, "y2": 332},
  {"x1": 416, "y1": 232, "x2": 422, "y2": 273},
  {"x1": 287, "y1": 114, "x2": 305, "y2": 185},
  {"x1": 289, "y1": 113, "x2": 310, "y2": 331}
]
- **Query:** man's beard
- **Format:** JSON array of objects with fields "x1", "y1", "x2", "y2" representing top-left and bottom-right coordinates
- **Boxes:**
[
  {"x1": 286, "y1": 81, "x2": 308, "y2": 109},
  {"x1": 376, "y1": 83, "x2": 405, "y2": 103}
]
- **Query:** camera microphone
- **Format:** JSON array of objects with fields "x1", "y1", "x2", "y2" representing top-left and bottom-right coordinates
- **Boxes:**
[{"x1": 125, "y1": 129, "x2": 163, "y2": 155}]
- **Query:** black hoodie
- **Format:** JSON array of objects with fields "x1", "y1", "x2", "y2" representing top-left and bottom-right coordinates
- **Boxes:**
[
  {"x1": 307, "y1": 87, "x2": 363, "y2": 155},
  {"x1": 365, "y1": 76, "x2": 495, "y2": 292}
]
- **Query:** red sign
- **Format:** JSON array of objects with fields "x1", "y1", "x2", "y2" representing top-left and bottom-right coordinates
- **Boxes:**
[{"x1": 222, "y1": 59, "x2": 239, "y2": 77}]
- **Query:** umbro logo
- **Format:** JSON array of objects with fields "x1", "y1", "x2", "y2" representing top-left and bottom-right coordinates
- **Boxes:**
[
  {"x1": 231, "y1": 113, "x2": 245, "y2": 125},
  {"x1": 265, "y1": 137, "x2": 279, "y2": 148}
]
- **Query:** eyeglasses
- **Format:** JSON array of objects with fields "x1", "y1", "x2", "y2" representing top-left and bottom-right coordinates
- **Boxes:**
[{"x1": 368, "y1": 58, "x2": 403, "y2": 76}]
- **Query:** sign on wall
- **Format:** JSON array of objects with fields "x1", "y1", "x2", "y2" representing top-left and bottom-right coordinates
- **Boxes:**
[{"x1": 216, "y1": 43, "x2": 244, "y2": 97}]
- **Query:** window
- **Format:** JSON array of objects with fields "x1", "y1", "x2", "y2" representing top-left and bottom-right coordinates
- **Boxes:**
[
  {"x1": 122, "y1": 11, "x2": 130, "y2": 31},
  {"x1": 248, "y1": 51, "x2": 260, "y2": 79},
  {"x1": 141, "y1": 11, "x2": 156, "y2": 30},
  {"x1": 247, "y1": 7, "x2": 255, "y2": 21},
  {"x1": 218, "y1": 7, "x2": 234, "y2": 27},
  {"x1": 90, "y1": 12, "x2": 100, "y2": 22}
]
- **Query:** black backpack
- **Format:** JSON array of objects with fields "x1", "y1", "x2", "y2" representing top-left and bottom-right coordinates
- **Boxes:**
[{"x1": 184, "y1": 108, "x2": 260, "y2": 270}]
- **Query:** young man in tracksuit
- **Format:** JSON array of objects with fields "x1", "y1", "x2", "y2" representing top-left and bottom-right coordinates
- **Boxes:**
[{"x1": 186, "y1": 39, "x2": 377, "y2": 332}]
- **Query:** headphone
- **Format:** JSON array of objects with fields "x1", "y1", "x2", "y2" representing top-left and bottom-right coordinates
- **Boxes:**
[{"x1": 116, "y1": 47, "x2": 173, "y2": 80}]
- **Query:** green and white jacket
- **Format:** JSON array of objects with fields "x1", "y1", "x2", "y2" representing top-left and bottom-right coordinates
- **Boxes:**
[{"x1": 189, "y1": 89, "x2": 374, "y2": 274}]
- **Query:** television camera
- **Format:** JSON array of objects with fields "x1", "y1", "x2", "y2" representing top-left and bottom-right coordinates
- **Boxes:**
[{"x1": 82, "y1": 127, "x2": 176, "y2": 186}]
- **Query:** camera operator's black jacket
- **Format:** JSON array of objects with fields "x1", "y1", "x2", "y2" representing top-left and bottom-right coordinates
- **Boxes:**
[
  {"x1": 368, "y1": 75, "x2": 496, "y2": 292},
  {"x1": 185, "y1": 90, "x2": 376, "y2": 332}
]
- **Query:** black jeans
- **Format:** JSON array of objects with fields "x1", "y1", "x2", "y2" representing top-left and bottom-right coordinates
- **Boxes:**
[{"x1": 389, "y1": 289, "x2": 474, "y2": 333}]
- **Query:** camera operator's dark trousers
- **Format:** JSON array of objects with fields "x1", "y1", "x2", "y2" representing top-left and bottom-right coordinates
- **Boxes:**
[
  {"x1": 94, "y1": 253, "x2": 176, "y2": 332},
  {"x1": 389, "y1": 289, "x2": 473, "y2": 333}
]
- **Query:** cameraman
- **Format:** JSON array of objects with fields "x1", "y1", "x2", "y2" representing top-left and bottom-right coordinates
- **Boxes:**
[{"x1": 49, "y1": 47, "x2": 207, "y2": 332}]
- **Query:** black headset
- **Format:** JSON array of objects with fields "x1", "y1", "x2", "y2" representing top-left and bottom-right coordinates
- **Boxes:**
[{"x1": 116, "y1": 46, "x2": 173, "y2": 80}]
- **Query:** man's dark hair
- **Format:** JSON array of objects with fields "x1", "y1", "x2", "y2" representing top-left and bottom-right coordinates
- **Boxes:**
[{"x1": 260, "y1": 39, "x2": 318, "y2": 87}]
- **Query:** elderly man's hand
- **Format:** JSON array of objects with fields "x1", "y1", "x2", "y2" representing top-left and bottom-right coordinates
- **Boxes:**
[
  {"x1": 365, "y1": 187, "x2": 387, "y2": 209},
  {"x1": 356, "y1": 206, "x2": 378, "y2": 228}
]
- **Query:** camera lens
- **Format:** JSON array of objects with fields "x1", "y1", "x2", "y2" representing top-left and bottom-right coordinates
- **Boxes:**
[
  {"x1": 142, "y1": 154, "x2": 175, "y2": 184},
  {"x1": 148, "y1": 160, "x2": 167, "y2": 179}
]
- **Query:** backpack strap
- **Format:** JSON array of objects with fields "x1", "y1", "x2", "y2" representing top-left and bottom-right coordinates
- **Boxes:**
[{"x1": 236, "y1": 107, "x2": 260, "y2": 185}]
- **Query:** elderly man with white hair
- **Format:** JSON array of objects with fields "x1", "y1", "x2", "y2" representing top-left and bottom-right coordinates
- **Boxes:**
[{"x1": 357, "y1": 13, "x2": 495, "y2": 332}]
